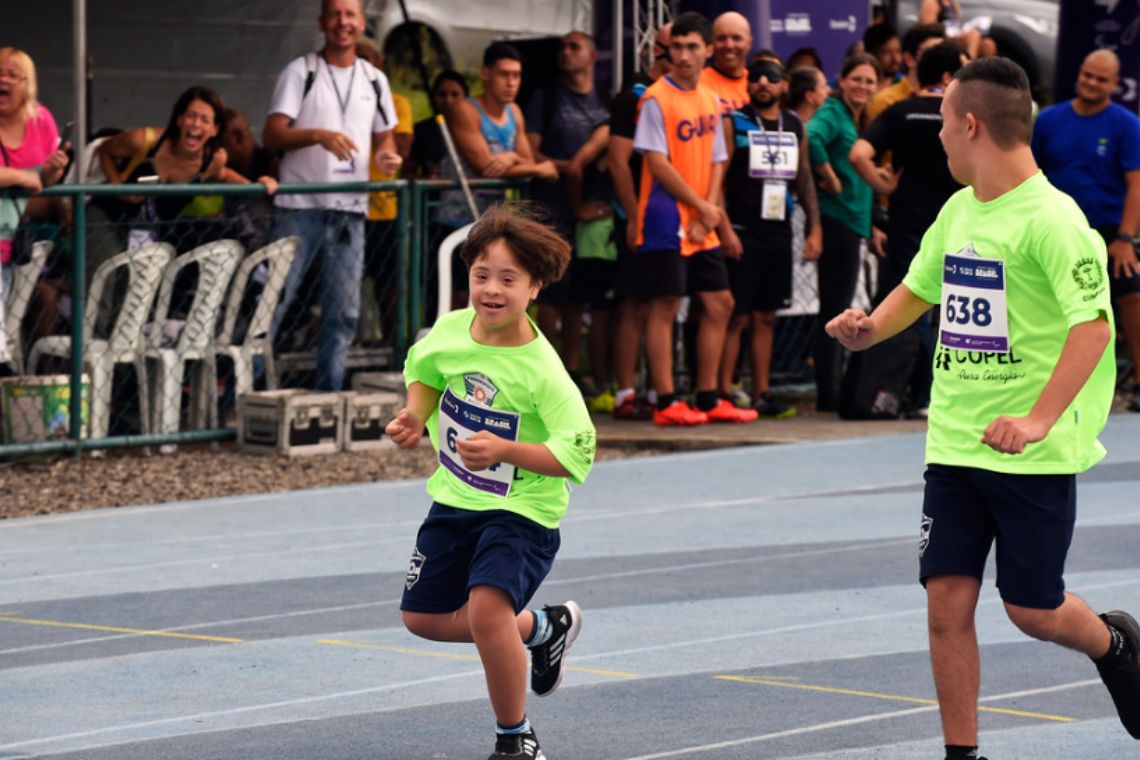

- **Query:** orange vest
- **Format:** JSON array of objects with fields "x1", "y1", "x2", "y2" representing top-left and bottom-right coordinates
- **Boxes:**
[
  {"x1": 700, "y1": 66, "x2": 749, "y2": 115},
  {"x1": 635, "y1": 77, "x2": 722, "y2": 256}
]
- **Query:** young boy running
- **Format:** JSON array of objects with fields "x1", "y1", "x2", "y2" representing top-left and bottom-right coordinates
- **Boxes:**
[
  {"x1": 827, "y1": 58, "x2": 1140, "y2": 759},
  {"x1": 386, "y1": 205, "x2": 595, "y2": 760}
]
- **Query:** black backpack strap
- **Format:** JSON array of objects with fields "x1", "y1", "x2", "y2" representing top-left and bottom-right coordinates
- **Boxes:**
[
  {"x1": 302, "y1": 53, "x2": 318, "y2": 99},
  {"x1": 364, "y1": 64, "x2": 390, "y2": 127}
]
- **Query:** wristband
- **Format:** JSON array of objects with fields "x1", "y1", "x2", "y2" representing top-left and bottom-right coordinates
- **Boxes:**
[{"x1": 1116, "y1": 232, "x2": 1137, "y2": 244}]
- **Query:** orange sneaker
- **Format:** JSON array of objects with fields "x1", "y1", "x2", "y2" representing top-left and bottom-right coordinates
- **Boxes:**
[
  {"x1": 705, "y1": 398, "x2": 759, "y2": 423},
  {"x1": 652, "y1": 400, "x2": 708, "y2": 426}
]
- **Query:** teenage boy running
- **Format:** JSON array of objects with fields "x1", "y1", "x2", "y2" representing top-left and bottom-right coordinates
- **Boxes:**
[
  {"x1": 387, "y1": 206, "x2": 595, "y2": 760},
  {"x1": 827, "y1": 57, "x2": 1140, "y2": 760}
]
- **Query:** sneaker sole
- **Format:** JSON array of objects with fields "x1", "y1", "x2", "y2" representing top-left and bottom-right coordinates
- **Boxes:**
[
  {"x1": 535, "y1": 600, "x2": 582, "y2": 698},
  {"x1": 1101, "y1": 610, "x2": 1140, "y2": 739}
]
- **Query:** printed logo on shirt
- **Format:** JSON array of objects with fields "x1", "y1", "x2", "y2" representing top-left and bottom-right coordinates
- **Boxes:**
[
  {"x1": 676, "y1": 113, "x2": 720, "y2": 142},
  {"x1": 1097, "y1": 137, "x2": 1109, "y2": 157},
  {"x1": 1072, "y1": 256, "x2": 1106, "y2": 301},
  {"x1": 406, "y1": 546, "x2": 426, "y2": 590},
  {"x1": 574, "y1": 431, "x2": 597, "y2": 463},
  {"x1": 932, "y1": 346, "x2": 1027, "y2": 385},
  {"x1": 464, "y1": 373, "x2": 500, "y2": 406}
]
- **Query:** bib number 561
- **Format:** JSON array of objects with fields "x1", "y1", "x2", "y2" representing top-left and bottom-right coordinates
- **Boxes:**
[{"x1": 944, "y1": 294, "x2": 992, "y2": 327}]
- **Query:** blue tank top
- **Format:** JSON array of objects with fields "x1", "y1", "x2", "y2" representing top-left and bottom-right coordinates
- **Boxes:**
[{"x1": 469, "y1": 97, "x2": 518, "y2": 154}]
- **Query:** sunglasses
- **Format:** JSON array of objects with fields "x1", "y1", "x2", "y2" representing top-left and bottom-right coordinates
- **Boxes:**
[{"x1": 748, "y1": 61, "x2": 785, "y2": 83}]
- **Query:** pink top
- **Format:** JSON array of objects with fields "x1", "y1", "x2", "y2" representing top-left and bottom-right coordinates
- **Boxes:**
[{"x1": 0, "y1": 104, "x2": 59, "y2": 169}]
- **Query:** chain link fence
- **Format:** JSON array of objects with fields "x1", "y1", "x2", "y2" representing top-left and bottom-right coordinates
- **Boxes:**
[{"x1": 0, "y1": 181, "x2": 410, "y2": 457}]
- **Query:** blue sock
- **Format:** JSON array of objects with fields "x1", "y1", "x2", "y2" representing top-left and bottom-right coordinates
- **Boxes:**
[
  {"x1": 525, "y1": 609, "x2": 550, "y2": 648},
  {"x1": 496, "y1": 717, "x2": 530, "y2": 735}
]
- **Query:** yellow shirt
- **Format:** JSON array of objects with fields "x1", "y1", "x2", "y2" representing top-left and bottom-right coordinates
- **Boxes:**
[
  {"x1": 866, "y1": 78, "x2": 914, "y2": 125},
  {"x1": 368, "y1": 92, "x2": 414, "y2": 221}
]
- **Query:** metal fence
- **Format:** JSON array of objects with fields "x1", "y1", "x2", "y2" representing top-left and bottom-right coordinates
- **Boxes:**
[
  {"x1": 0, "y1": 180, "x2": 410, "y2": 458},
  {"x1": 0, "y1": 178, "x2": 842, "y2": 459}
]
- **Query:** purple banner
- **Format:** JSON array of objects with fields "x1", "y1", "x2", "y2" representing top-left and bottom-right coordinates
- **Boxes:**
[
  {"x1": 764, "y1": 0, "x2": 869, "y2": 82},
  {"x1": 1055, "y1": 0, "x2": 1140, "y2": 115}
]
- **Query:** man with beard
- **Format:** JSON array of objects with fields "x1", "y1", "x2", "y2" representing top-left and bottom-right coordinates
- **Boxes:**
[
  {"x1": 718, "y1": 52, "x2": 821, "y2": 416},
  {"x1": 1032, "y1": 49, "x2": 1140, "y2": 411}
]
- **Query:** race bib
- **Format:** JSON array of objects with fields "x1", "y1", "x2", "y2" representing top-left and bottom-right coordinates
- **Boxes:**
[
  {"x1": 939, "y1": 253, "x2": 1010, "y2": 352},
  {"x1": 748, "y1": 131, "x2": 798, "y2": 181},
  {"x1": 438, "y1": 387, "x2": 520, "y2": 497},
  {"x1": 761, "y1": 181, "x2": 788, "y2": 221}
]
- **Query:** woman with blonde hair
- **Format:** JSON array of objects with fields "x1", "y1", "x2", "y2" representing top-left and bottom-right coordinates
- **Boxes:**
[{"x1": 0, "y1": 47, "x2": 68, "y2": 354}]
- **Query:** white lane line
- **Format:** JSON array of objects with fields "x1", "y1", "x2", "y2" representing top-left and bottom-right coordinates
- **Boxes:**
[
  {"x1": 0, "y1": 539, "x2": 392, "y2": 587},
  {"x1": 0, "y1": 667, "x2": 486, "y2": 752},
  {"x1": 618, "y1": 678, "x2": 1102, "y2": 760},
  {"x1": 0, "y1": 479, "x2": 429, "y2": 530},
  {"x1": 0, "y1": 520, "x2": 423, "y2": 557},
  {"x1": 571, "y1": 573, "x2": 1140, "y2": 666},
  {"x1": 0, "y1": 539, "x2": 914, "y2": 654},
  {"x1": 0, "y1": 598, "x2": 405, "y2": 655},
  {"x1": 542, "y1": 537, "x2": 914, "y2": 587}
]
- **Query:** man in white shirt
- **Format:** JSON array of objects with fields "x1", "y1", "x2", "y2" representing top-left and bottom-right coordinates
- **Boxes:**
[{"x1": 264, "y1": 0, "x2": 402, "y2": 390}]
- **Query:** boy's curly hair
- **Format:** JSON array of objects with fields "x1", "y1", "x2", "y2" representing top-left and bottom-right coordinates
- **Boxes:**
[{"x1": 460, "y1": 204, "x2": 572, "y2": 288}]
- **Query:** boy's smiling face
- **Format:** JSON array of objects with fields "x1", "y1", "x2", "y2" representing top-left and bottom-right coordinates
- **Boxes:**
[{"x1": 468, "y1": 238, "x2": 540, "y2": 343}]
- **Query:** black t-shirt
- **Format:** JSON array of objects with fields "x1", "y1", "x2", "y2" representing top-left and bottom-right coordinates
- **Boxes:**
[
  {"x1": 862, "y1": 95, "x2": 961, "y2": 242},
  {"x1": 608, "y1": 73, "x2": 654, "y2": 214},
  {"x1": 411, "y1": 116, "x2": 447, "y2": 178},
  {"x1": 525, "y1": 82, "x2": 611, "y2": 221},
  {"x1": 724, "y1": 105, "x2": 804, "y2": 238}
]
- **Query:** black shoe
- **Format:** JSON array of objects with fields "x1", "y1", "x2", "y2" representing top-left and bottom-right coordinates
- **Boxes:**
[
  {"x1": 488, "y1": 729, "x2": 546, "y2": 759},
  {"x1": 529, "y1": 600, "x2": 582, "y2": 697},
  {"x1": 753, "y1": 394, "x2": 796, "y2": 419},
  {"x1": 1095, "y1": 610, "x2": 1140, "y2": 739},
  {"x1": 1129, "y1": 384, "x2": 1140, "y2": 412}
]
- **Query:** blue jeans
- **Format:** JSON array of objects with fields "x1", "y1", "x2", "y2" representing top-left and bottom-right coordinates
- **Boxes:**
[{"x1": 270, "y1": 208, "x2": 364, "y2": 391}]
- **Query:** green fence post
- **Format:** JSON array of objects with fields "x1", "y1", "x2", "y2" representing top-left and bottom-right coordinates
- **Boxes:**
[
  {"x1": 395, "y1": 183, "x2": 410, "y2": 361},
  {"x1": 69, "y1": 191, "x2": 86, "y2": 456}
]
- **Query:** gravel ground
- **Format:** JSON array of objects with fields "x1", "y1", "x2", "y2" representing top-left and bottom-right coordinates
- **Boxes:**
[{"x1": 0, "y1": 444, "x2": 653, "y2": 520}]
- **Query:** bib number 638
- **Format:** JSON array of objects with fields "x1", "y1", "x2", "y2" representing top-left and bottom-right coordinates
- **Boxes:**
[{"x1": 944, "y1": 294, "x2": 992, "y2": 327}]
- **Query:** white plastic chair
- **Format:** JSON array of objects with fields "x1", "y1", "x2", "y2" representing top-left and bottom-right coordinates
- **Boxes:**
[
  {"x1": 416, "y1": 222, "x2": 476, "y2": 343},
  {"x1": 214, "y1": 236, "x2": 299, "y2": 396},
  {"x1": 27, "y1": 242, "x2": 174, "y2": 441},
  {"x1": 146, "y1": 239, "x2": 243, "y2": 452},
  {"x1": 63, "y1": 136, "x2": 111, "y2": 185},
  {"x1": 3, "y1": 240, "x2": 52, "y2": 374}
]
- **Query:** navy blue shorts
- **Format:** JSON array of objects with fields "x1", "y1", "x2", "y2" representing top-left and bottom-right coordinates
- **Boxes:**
[
  {"x1": 919, "y1": 464, "x2": 1076, "y2": 609},
  {"x1": 401, "y1": 502, "x2": 560, "y2": 615}
]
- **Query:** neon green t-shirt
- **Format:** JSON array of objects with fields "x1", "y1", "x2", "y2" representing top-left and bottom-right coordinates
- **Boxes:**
[
  {"x1": 403, "y1": 308, "x2": 596, "y2": 528},
  {"x1": 902, "y1": 172, "x2": 1115, "y2": 474}
]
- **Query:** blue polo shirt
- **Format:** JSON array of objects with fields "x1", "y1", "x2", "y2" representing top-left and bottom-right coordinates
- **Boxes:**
[{"x1": 1031, "y1": 101, "x2": 1140, "y2": 228}]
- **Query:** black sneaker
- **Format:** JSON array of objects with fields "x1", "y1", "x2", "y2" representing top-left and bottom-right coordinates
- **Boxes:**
[
  {"x1": 488, "y1": 728, "x2": 546, "y2": 759},
  {"x1": 1095, "y1": 610, "x2": 1140, "y2": 739},
  {"x1": 753, "y1": 394, "x2": 796, "y2": 419},
  {"x1": 1129, "y1": 384, "x2": 1140, "y2": 412},
  {"x1": 1094, "y1": 610, "x2": 1140, "y2": 738},
  {"x1": 530, "y1": 600, "x2": 582, "y2": 697}
]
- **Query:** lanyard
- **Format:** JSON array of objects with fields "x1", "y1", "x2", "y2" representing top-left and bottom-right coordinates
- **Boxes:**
[
  {"x1": 325, "y1": 57, "x2": 357, "y2": 126},
  {"x1": 753, "y1": 108, "x2": 783, "y2": 134}
]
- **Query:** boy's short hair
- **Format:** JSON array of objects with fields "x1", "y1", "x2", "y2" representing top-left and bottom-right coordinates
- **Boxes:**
[
  {"x1": 483, "y1": 42, "x2": 522, "y2": 69},
  {"x1": 951, "y1": 57, "x2": 1033, "y2": 149},
  {"x1": 916, "y1": 41, "x2": 964, "y2": 88},
  {"x1": 671, "y1": 11, "x2": 712, "y2": 44},
  {"x1": 862, "y1": 22, "x2": 898, "y2": 55},
  {"x1": 461, "y1": 205, "x2": 571, "y2": 288},
  {"x1": 902, "y1": 23, "x2": 945, "y2": 57}
]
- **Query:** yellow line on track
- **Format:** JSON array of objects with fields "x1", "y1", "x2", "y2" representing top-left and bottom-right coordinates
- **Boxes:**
[
  {"x1": 319, "y1": 639, "x2": 638, "y2": 679},
  {"x1": 0, "y1": 615, "x2": 243, "y2": 643},
  {"x1": 714, "y1": 675, "x2": 1075, "y2": 723}
]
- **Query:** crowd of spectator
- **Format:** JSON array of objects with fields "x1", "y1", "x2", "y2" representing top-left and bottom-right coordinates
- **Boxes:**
[{"x1": 3, "y1": 0, "x2": 1140, "y2": 436}]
